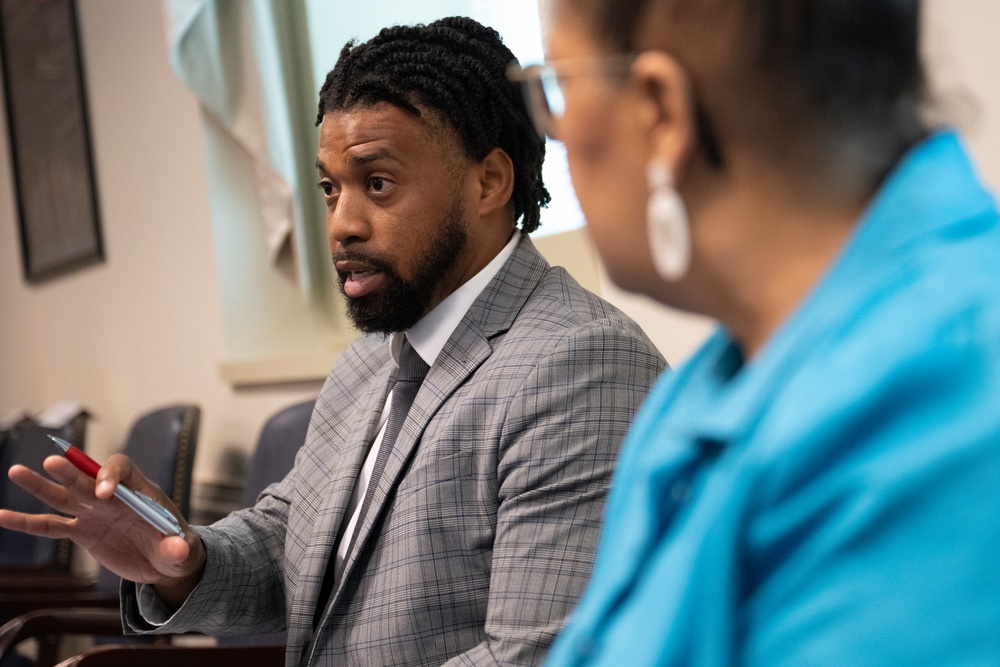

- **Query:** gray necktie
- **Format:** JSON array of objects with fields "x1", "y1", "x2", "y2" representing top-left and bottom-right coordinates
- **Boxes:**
[
  {"x1": 352, "y1": 339, "x2": 430, "y2": 539},
  {"x1": 315, "y1": 339, "x2": 429, "y2": 626}
]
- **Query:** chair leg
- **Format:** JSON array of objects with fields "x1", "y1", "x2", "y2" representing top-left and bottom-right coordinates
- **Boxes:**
[
  {"x1": 37, "y1": 635, "x2": 60, "y2": 667},
  {"x1": 0, "y1": 653, "x2": 35, "y2": 667}
]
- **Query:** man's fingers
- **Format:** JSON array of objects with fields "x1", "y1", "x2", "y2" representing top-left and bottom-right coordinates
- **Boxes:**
[
  {"x1": 94, "y1": 454, "x2": 145, "y2": 500},
  {"x1": 0, "y1": 509, "x2": 74, "y2": 539},
  {"x1": 157, "y1": 535, "x2": 193, "y2": 570},
  {"x1": 7, "y1": 463, "x2": 81, "y2": 515},
  {"x1": 41, "y1": 455, "x2": 99, "y2": 495}
]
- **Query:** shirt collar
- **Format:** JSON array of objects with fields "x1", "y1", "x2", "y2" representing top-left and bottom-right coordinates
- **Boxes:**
[{"x1": 390, "y1": 232, "x2": 520, "y2": 368}]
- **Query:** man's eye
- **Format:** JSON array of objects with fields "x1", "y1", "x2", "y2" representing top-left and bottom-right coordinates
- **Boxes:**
[
  {"x1": 369, "y1": 177, "x2": 385, "y2": 192},
  {"x1": 318, "y1": 181, "x2": 334, "y2": 196}
]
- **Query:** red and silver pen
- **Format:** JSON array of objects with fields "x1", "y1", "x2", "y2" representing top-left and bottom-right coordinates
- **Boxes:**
[{"x1": 48, "y1": 435, "x2": 184, "y2": 537}]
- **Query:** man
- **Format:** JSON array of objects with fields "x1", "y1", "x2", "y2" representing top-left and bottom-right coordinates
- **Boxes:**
[{"x1": 0, "y1": 16, "x2": 664, "y2": 667}]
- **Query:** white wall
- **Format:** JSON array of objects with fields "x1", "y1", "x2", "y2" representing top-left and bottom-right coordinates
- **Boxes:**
[
  {"x1": 0, "y1": 0, "x2": 997, "y2": 489},
  {"x1": 0, "y1": 0, "x2": 320, "y2": 484},
  {"x1": 924, "y1": 0, "x2": 1000, "y2": 184}
]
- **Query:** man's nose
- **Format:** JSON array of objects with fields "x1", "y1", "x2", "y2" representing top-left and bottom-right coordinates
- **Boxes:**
[{"x1": 327, "y1": 192, "x2": 370, "y2": 249}]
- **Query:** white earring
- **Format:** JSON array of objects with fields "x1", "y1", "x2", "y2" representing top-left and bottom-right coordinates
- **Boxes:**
[{"x1": 646, "y1": 160, "x2": 691, "y2": 281}]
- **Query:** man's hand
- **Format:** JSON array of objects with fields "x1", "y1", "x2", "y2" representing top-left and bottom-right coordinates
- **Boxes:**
[{"x1": 0, "y1": 454, "x2": 206, "y2": 610}]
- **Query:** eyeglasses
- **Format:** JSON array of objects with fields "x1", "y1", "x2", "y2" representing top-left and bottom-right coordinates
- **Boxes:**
[
  {"x1": 508, "y1": 53, "x2": 725, "y2": 168},
  {"x1": 507, "y1": 54, "x2": 636, "y2": 140}
]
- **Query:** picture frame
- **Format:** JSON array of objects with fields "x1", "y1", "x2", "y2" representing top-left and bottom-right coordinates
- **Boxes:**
[{"x1": 0, "y1": 0, "x2": 103, "y2": 283}]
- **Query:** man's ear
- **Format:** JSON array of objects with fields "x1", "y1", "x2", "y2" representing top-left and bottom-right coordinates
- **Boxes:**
[
  {"x1": 476, "y1": 147, "x2": 516, "y2": 218},
  {"x1": 631, "y1": 51, "x2": 699, "y2": 178}
]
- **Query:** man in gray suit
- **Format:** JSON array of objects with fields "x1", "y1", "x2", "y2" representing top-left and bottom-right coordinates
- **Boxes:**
[{"x1": 0, "y1": 17, "x2": 664, "y2": 666}]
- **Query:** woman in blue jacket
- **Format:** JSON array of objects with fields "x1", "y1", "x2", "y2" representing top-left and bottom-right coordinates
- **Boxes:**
[{"x1": 509, "y1": 0, "x2": 1000, "y2": 664}]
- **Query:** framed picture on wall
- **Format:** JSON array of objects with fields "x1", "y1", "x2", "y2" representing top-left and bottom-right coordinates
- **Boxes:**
[{"x1": 0, "y1": 0, "x2": 103, "y2": 283}]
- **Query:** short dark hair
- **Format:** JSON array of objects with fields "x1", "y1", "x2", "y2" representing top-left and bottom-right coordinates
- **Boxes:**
[
  {"x1": 569, "y1": 0, "x2": 928, "y2": 174},
  {"x1": 317, "y1": 16, "x2": 550, "y2": 233}
]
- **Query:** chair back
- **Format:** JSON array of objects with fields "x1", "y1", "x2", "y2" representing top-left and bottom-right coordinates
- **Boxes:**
[
  {"x1": 218, "y1": 399, "x2": 313, "y2": 649},
  {"x1": 241, "y1": 400, "x2": 313, "y2": 507},
  {"x1": 122, "y1": 404, "x2": 199, "y2": 518},
  {"x1": 0, "y1": 416, "x2": 88, "y2": 569},
  {"x1": 94, "y1": 404, "x2": 199, "y2": 595}
]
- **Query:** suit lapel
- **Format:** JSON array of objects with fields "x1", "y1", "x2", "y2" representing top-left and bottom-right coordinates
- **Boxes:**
[
  {"x1": 332, "y1": 326, "x2": 492, "y2": 597},
  {"x1": 329, "y1": 235, "x2": 550, "y2": 602},
  {"x1": 287, "y1": 347, "x2": 394, "y2": 656}
]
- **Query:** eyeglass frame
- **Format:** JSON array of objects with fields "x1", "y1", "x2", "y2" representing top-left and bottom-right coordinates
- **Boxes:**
[
  {"x1": 507, "y1": 54, "x2": 635, "y2": 141},
  {"x1": 507, "y1": 53, "x2": 724, "y2": 168}
]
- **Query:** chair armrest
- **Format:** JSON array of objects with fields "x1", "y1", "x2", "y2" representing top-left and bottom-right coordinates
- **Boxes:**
[
  {"x1": 0, "y1": 568, "x2": 95, "y2": 593},
  {"x1": 55, "y1": 644, "x2": 285, "y2": 667},
  {"x1": 0, "y1": 592, "x2": 118, "y2": 620},
  {"x1": 0, "y1": 608, "x2": 123, "y2": 658}
]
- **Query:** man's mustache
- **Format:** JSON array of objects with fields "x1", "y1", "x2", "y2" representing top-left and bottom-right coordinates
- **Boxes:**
[{"x1": 332, "y1": 249, "x2": 395, "y2": 275}]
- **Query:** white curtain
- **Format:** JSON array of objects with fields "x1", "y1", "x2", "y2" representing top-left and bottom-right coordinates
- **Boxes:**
[{"x1": 162, "y1": 0, "x2": 330, "y2": 306}]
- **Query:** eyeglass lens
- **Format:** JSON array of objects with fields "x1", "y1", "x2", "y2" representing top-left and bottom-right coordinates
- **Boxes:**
[{"x1": 525, "y1": 70, "x2": 566, "y2": 140}]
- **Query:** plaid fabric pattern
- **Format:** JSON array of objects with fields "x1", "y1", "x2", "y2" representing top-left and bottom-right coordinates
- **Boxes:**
[{"x1": 123, "y1": 235, "x2": 666, "y2": 666}]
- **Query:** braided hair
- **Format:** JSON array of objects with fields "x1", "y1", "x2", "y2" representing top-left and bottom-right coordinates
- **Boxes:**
[{"x1": 317, "y1": 16, "x2": 550, "y2": 233}]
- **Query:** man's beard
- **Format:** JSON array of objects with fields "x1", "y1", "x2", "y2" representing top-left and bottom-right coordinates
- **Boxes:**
[{"x1": 335, "y1": 200, "x2": 468, "y2": 334}]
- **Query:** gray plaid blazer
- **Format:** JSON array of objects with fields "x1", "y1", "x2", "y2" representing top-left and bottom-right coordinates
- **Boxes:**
[{"x1": 123, "y1": 235, "x2": 665, "y2": 666}]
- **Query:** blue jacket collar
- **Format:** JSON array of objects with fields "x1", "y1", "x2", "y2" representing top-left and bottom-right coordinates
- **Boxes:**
[{"x1": 666, "y1": 130, "x2": 998, "y2": 448}]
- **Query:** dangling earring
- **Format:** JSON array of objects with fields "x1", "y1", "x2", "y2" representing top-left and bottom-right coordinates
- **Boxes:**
[{"x1": 646, "y1": 160, "x2": 691, "y2": 281}]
